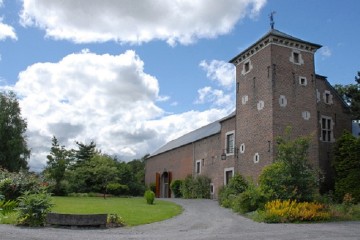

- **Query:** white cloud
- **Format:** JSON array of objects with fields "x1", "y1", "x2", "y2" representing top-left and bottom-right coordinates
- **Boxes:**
[
  {"x1": 4, "y1": 50, "x2": 231, "y2": 171},
  {"x1": 195, "y1": 86, "x2": 233, "y2": 109},
  {"x1": 0, "y1": 18, "x2": 17, "y2": 41},
  {"x1": 20, "y1": 0, "x2": 267, "y2": 45},
  {"x1": 319, "y1": 46, "x2": 331, "y2": 58},
  {"x1": 199, "y1": 60, "x2": 235, "y2": 88}
]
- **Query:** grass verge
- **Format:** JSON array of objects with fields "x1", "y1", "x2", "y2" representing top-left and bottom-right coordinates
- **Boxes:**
[{"x1": 51, "y1": 196, "x2": 183, "y2": 226}]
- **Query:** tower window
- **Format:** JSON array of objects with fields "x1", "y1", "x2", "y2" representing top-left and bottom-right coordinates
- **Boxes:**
[
  {"x1": 241, "y1": 59, "x2": 253, "y2": 75},
  {"x1": 290, "y1": 50, "x2": 304, "y2": 65},
  {"x1": 299, "y1": 76, "x2": 307, "y2": 86},
  {"x1": 293, "y1": 52, "x2": 300, "y2": 64},
  {"x1": 323, "y1": 90, "x2": 333, "y2": 104}
]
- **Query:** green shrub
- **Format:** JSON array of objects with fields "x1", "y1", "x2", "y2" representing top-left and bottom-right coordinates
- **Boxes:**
[
  {"x1": 0, "y1": 198, "x2": 18, "y2": 220},
  {"x1": 17, "y1": 190, "x2": 53, "y2": 226},
  {"x1": 170, "y1": 180, "x2": 183, "y2": 198},
  {"x1": 106, "y1": 183, "x2": 129, "y2": 196},
  {"x1": 181, "y1": 175, "x2": 211, "y2": 199},
  {"x1": 232, "y1": 183, "x2": 267, "y2": 214},
  {"x1": 218, "y1": 174, "x2": 248, "y2": 207},
  {"x1": 144, "y1": 190, "x2": 155, "y2": 205}
]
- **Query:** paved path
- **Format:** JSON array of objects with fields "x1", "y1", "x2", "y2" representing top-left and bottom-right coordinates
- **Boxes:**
[{"x1": 1, "y1": 198, "x2": 359, "y2": 240}]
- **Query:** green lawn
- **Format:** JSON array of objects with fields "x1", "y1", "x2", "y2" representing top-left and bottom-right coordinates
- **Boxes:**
[{"x1": 51, "y1": 197, "x2": 183, "y2": 226}]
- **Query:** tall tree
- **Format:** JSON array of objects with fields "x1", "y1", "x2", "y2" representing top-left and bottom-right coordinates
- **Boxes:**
[
  {"x1": 74, "y1": 140, "x2": 97, "y2": 166},
  {"x1": 333, "y1": 131, "x2": 360, "y2": 203},
  {"x1": 44, "y1": 136, "x2": 72, "y2": 195},
  {"x1": 0, "y1": 91, "x2": 30, "y2": 171},
  {"x1": 334, "y1": 71, "x2": 360, "y2": 119}
]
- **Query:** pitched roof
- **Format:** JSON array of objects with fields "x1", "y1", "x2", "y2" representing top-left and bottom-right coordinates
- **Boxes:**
[
  {"x1": 150, "y1": 111, "x2": 235, "y2": 157},
  {"x1": 229, "y1": 29, "x2": 322, "y2": 64}
]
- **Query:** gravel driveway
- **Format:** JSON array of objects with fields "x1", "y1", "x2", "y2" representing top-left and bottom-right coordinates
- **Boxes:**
[{"x1": 1, "y1": 198, "x2": 359, "y2": 240}]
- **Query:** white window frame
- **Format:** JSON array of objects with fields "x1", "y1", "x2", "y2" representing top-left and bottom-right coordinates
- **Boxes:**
[
  {"x1": 299, "y1": 76, "x2": 307, "y2": 86},
  {"x1": 323, "y1": 90, "x2": 333, "y2": 105},
  {"x1": 289, "y1": 50, "x2": 304, "y2": 65},
  {"x1": 241, "y1": 59, "x2": 253, "y2": 75},
  {"x1": 279, "y1": 95, "x2": 287, "y2": 107},
  {"x1": 302, "y1": 111, "x2": 311, "y2": 120},
  {"x1": 253, "y1": 153, "x2": 260, "y2": 164},
  {"x1": 239, "y1": 143, "x2": 245, "y2": 154},
  {"x1": 224, "y1": 167, "x2": 234, "y2": 185},
  {"x1": 257, "y1": 100, "x2": 265, "y2": 110},
  {"x1": 320, "y1": 116, "x2": 334, "y2": 142},
  {"x1": 225, "y1": 131, "x2": 235, "y2": 155}
]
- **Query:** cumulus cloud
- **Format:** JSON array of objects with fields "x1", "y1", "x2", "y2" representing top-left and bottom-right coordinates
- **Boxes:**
[
  {"x1": 20, "y1": 0, "x2": 266, "y2": 45},
  {"x1": 195, "y1": 86, "x2": 233, "y2": 108},
  {"x1": 199, "y1": 60, "x2": 235, "y2": 88},
  {"x1": 4, "y1": 50, "x2": 231, "y2": 171},
  {"x1": 0, "y1": 18, "x2": 17, "y2": 41}
]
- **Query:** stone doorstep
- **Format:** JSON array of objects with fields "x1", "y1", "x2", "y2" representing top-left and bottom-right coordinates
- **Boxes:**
[{"x1": 46, "y1": 213, "x2": 107, "y2": 228}]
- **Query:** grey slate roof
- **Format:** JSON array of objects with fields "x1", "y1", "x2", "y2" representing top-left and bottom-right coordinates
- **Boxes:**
[
  {"x1": 229, "y1": 29, "x2": 322, "y2": 64},
  {"x1": 150, "y1": 111, "x2": 235, "y2": 157}
]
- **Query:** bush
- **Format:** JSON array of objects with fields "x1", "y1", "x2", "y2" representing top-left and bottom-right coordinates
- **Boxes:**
[
  {"x1": 106, "y1": 183, "x2": 129, "y2": 196},
  {"x1": 144, "y1": 190, "x2": 155, "y2": 205},
  {"x1": 232, "y1": 183, "x2": 267, "y2": 214},
  {"x1": 0, "y1": 169, "x2": 43, "y2": 201},
  {"x1": 170, "y1": 180, "x2": 183, "y2": 198},
  {"x1": 181, "y1": 175, "x2": 211, "y2": 199},
  {"x1": 107, "y1": 213, "x2": 125, "y2": 227},
  {"x1": 218, "y1": 174, "x2": 248, "y2": 207},
  {"x1": 260, "y1": 199, "x2": 331, "y2": 223},
  {"x1": 16, "y1": 190, "x2": 53, "y2": 226}
]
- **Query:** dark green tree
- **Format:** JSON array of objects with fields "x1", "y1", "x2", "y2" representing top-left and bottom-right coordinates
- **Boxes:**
[
  {"x1": 333, "y1": 131, "x2": 360, "y2": 203},
  {"x1": 74, "y1": 140, "x2": 97, "y2": 166},
  {"x1": 259, "y1": 127, "x2": 318, "y2": 202},
  {"x1": 334, "y1": 71, "x2": 360, "y2": 119},
  {"x1": 44, "y1": 136, "x2": 72, "y2": 195},
  {"x1": 0, "y1": 91, "x2": 30, "y2": 171}
]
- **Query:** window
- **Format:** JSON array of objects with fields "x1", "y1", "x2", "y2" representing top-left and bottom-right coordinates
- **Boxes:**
[
  {"x1": 239, "y1": 143, "x2": 245, "y2": 153},
  {"x1": 241, "y1": 95, "x2": 248, "y2": 105},
  {"x1": 195, "y1": 160, "x2": 201, "y2": 174},
  {"x1": 323, "y1": 90, "x2": 333, "y2": 104},
  {"x1": 210, "y1": 183, "x2": 214, "y2": 195},
  {"x1": 302, "y1": 111, "x2": 311, "y2": 120},
  {"x1": 225, "y1": 131, "x2": 235, "y2": 154},
  {"x1": 279, "y1": 95, "x2": 287, "y2": 107},
  {"x1": 320, "y1": 116, "x2": 333, "y2": 142},
  {"x1": 290, "y1": 50, "x2": 304, "y2": 65},
  {"x1": 257, "y1": 100, "x2": 264, "y2": 110},
  {"x1": 253, "y1": 153, "x2": 260, "y2": 163},
  {"x1": 224, "y1": 167, "x2": 234, "y2": 185},
  {"x1": 241, "y1": 59, "x2": 252, "y2": 75},
  {"x1": 299, "y1": 76, "x2": 307, "y2": 86},
  {"x1": 293, "y1": 52, "x2": 299, "y2": 64}
]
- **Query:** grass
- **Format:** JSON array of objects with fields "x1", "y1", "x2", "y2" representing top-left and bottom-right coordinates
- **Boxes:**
[{"x1": 51, "y1": 196, "x2": 183, "y2": 226}]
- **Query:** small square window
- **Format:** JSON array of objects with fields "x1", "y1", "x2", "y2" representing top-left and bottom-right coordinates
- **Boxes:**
[{"x1": 299, "y1": 77, "x2": 307, "y2": 86}]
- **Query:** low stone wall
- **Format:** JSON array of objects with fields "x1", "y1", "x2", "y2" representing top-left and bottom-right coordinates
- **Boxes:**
[{"x1": 46, "y1": 213, "x2": 107, "y2": 228}]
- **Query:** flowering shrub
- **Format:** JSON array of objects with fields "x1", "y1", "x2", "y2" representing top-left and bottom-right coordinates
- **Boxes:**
[{"x1": 261, "y1": 199, "x2": 331, "y2": 223}]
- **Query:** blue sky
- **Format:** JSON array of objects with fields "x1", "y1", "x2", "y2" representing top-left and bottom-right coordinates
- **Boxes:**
[{"x1": 0, "y1": 0, "x2": 359, "y2": 171}]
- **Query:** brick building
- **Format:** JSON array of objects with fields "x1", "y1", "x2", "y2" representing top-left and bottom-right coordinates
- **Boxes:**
[{"x1": 145, "y1": 29, "x2": 352, "y2": 198}]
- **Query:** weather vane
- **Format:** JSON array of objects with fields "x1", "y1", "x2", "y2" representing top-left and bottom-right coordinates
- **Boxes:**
[{"x1": 269, "y1": 11, "x2": 276, "y2": 29}]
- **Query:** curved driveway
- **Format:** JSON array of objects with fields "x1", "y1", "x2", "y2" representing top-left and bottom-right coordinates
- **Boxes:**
[{"x1": 1, "y1": 198, "x2": 359, "y2": 240}]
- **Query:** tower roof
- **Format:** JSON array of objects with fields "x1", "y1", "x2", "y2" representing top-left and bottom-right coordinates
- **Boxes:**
[{"x1": 229, "y1": 29, "x2": 322, "y2": 65}]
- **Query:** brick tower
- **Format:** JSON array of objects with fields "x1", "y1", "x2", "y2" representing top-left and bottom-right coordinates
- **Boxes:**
[{"x1": 230, "y1": 29, "x2": 322, "y2": 180}]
